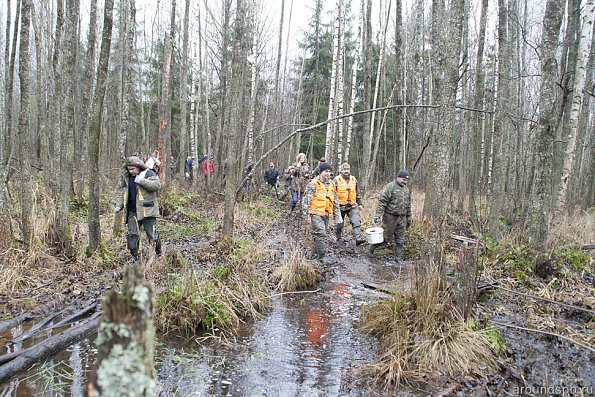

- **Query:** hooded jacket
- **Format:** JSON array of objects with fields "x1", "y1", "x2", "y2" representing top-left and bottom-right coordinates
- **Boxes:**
[{"x1": 116, "y1": 167, "x2": 161, "y2": 222}]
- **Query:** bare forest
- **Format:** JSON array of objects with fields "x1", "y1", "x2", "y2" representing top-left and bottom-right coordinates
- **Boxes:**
[{"x1": 0, "y1": 0, "x2": 593, "y2": 395}]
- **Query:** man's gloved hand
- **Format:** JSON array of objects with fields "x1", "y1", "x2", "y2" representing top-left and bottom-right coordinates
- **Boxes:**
[
  {"x1": 406, "y1": 217, "x2": 412, "y2": 228},
  {"x1": 134, "y1": 170, "x2": 148, "y2": 184},
  {"x1": 114, "y1": 206, "x2": 122, "y2": 213},
  {"x1": 374, "y1": 215, "x2": 380, "y2": 225}
]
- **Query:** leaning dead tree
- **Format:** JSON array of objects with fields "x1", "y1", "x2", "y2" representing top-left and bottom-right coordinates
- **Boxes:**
[{"x1": 86, "y1": 265, "x2": 155, "y2": 396}]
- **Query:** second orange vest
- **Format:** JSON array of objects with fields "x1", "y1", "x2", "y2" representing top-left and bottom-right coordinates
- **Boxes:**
[{"x1": 336, "y1": 175, "x2": 357, "y2": 205}]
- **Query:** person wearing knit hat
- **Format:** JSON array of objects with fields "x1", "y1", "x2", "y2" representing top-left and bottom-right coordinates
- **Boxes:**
[
  {"x1": 302, "y1": 163, "x2": 341, "y2": 262},
  {"x1": 115, "y1": 155, "x2": 162, "y2": 259},
  {"x1": 369, "y1": 169, "x2": 412, "y2": 263},
  {"x1": 333, "y1": 162, "x2": 365, "y2": 245}
]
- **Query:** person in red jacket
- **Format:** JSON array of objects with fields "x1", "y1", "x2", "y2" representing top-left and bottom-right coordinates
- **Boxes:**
[{"x1": 203, "y1": 157, "x2": 215, "y2": 184}]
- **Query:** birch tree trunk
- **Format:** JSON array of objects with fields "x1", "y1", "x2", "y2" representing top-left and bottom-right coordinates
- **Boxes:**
[
  {"x1": 178, "y1": 0, "x2": 191, "y2": 175},
  {"x1": 18, "y1": 0, "x2": 33, "y2": 246},
  {"x1": 87, "y1": 0, "x2": 115, "y2": 251},
  {"x1": 556, "y1": 0, "x2": 595, "y2": 211},
  {"x1": 345, "y1": 20, "x2": 363, "y2": 163},
  {"x1": 335, "y1": 6, "x2": 346, "y2": 167},
  {"x1": 157, "y1": 33, "x2": 173, "y2": 186},
  {"x1": 325, "y1": 0, "x2": 341, "y2": 161},
  {"x1": 363, "y1": 0, "x2": 391, "y2": 187},
  {"x1": 527, "y1": 0, "x2": 564, "y2": 249}
]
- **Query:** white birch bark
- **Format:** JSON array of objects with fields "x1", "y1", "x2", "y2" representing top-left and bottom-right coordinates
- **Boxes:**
[
  {"x1": 335, "y1": 5, "x2": 346, "y2": 166},
  {"x1": 325, "y1": 0, "x2": 342, "y2": 160},
  {"x1": 556, "y1": 0, "x2": 595, "y2": 211},
  {"x1": 345, "y1": 21, "x2": 363, "y2": 163}
]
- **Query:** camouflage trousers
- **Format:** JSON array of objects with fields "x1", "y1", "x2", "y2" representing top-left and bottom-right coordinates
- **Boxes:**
[{"x1": 310, "y1": 215, "x2": 329, "y2": 259}]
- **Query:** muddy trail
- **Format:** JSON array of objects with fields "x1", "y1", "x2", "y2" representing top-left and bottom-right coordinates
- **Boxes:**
[{"x1": 0, "y1": 205, "x2": 593, "y2": 396}]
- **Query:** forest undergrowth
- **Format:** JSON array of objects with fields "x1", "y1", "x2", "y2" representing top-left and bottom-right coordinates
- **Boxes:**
[{"x1": 0, "y1": 179, "x2": 592, "y2": 393}]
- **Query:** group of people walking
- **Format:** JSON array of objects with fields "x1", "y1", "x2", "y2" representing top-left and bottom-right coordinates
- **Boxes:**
[{"x1": 115, "y1": 152, "x2": 412, "y2": 265}]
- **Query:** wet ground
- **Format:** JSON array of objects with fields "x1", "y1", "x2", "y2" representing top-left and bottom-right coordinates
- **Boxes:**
[
  {"x1": 0, "y1": 232, "x2": 414, "y2": 396},
  {"x1": 1, "y1": 224, "x2": 593, "y2": 396}
]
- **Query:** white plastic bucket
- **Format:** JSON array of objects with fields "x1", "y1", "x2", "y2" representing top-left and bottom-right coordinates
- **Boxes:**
[{"x1": 365, "y1": 227, "x2": 384, "y2": 244}]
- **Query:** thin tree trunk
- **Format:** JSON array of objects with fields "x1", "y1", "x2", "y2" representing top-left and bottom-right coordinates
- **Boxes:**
[
  {"x1": 87, "y1": 0, "x2": 115, "y2": 251},
  {"x1": 17, "y1": 0, "x2": 33, "y2": 246},
  {"x1": 179, "y1": 0, "x2": 191, "y2": 175},
  {"x1": 56, "y1": 0, "x2": 80, "y2": 256}
]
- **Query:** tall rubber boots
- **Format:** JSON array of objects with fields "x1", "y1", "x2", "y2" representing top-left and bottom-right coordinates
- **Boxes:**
[
  {"x1": 354, "y1": 226, "x2": 365, "y2": 245},
  {"x1": 395, "y1": 242, "x2": 404, "y2": 262}
]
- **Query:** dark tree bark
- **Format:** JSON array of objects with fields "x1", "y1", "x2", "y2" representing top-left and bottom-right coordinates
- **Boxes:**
[
  {"x1": 87, "y1": 0, "x2": 115, "y2": 251},
  {"x1": 527, "y1": 0, "x2": 565, "y2": 248}
]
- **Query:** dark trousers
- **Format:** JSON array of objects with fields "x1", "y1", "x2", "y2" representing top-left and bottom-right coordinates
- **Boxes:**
[{"x1": 126, "y1": 212, "x2": 161, "y2": 257}]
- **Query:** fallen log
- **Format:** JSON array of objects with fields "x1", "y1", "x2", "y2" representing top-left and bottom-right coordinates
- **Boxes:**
[
  {"x1": 494, "y1": 285, "x2": 595, "y2": 315},
  {"x1": 0, "y1": 314, "x2": 100, "y2": 383},
  {"x1": 361, "y1": 282, "x2": 392, "y2": 295},
  {"x1": 0, "y1": 312, "x2": 33, "y2": 335},
  {"x1": 45, "y1": 302, "x2": 98, "y2": 332},
  {"x1": 12, "y1": 307, "x2": 70, "y2": 343}
]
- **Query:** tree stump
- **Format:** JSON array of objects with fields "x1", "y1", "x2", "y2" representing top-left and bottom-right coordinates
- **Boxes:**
[{"x1": 86, "y1": 265, "x2": 155, "y2": 396}]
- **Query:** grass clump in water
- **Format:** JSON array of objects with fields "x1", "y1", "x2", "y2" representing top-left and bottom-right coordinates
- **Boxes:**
[
  {"x1": 271, "y1": 248, "x2": 320, "y2": 292},
  {"x1": 155, "y1": 237, "x2": 270, "y2": 335},
  {"x1": 359, "y1": 264, "x2": 497, "y2": 390}
]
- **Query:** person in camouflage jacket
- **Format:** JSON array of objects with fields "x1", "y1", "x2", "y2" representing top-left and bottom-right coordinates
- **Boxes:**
[
  {"x1": 369, "y1": 169, "x2": 412, "y2": 262},
  {"x1": 290, "y1": 153, "x2": 311, "y2": 211},
  {"x1": 115, "y1": 155, "x2": 162, "y2": 259},
  {"x1": 302, "y1": 162, "x2": 341, "y2": 261}
]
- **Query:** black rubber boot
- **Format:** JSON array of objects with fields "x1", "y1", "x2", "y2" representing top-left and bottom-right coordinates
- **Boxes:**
[{"x1": 395, "y1": 243, "x2": 404, "y2": 263}]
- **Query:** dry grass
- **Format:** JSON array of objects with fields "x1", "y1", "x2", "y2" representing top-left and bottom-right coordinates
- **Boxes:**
[
  {"x1": 271, "y1": 248, "x2": 320, "y2": 292},
  {"x1": 359, "y1": 264, "x2": 497, "y2": 390},
  {"x1": 549, "y1": 209, "x2": 595, "y2": 246}
]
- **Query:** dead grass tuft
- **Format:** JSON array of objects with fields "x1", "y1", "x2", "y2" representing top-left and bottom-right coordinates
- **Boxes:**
[
  {"x1": 549, "y1": 209, "x2": 595, "y2": 246},
  {"x1": 359, "y1": 264, "x2": 497, "y2": 390},
  {"x1": 271, "y1": 248, "x2": 320, "y2": 292}
]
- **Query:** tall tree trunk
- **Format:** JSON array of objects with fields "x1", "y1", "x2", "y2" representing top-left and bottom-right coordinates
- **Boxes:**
[
  {"x1": 77, "y1": 0, "x2": 98, "y2": 200},
  {"x1": 222, "y1": 0, "x2": 249, "y2": 236},
  {"x1": 179, "y1": 0, "x2": 191, "y2": 175},
  {"x1": 325, "y1": 0, "x2": 341, "y2": 161},
  {"x1": 157, "y1": 33, "x2": 173, "y2": 186},
  {"x1": 87, "y1": 0, "x2": 115, "y2": 251},
  {"x1": 488, "y1": 0, "x2": 511, "y2": 235},
  {"x1": 556, "y1": 0, "x2": 595, "y2": 211},
  {"x1": 56, "y1": 0, "x2": 80, "y2": 255},
  {"x1": 423, "y1": 0, "x2": 464, "y2": 222},
  {"x1": 527, "y1": 0, "x2": 564, "y2": 249},
  {"x1": 17, "y1": 0, "x2": 33, "y2": 246},
  {"x1": 345, "y1": 19, "x2": 363, "y2": 164}
]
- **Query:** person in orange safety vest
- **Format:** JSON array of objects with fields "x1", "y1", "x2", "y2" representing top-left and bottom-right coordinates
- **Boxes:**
[
  {"x1": 302, "y1": 162, "x2": 341, "y2": 261},
  {"x1": 333, "y1": 163, "x2": 365, "y2": 245}
]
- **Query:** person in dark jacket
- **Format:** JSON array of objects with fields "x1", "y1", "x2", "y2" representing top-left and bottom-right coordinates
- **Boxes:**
[
  {"x1": 369, "y1": 169, "x2": 412, "y2": 262},
  {"x1": 115, "y1": 155, "x2": 162, "y2": 259},
  {"x1": 185, "y1": 156, "x2": 194, "y2": 182},
  {"x1": 264, "y1": 161, "x2": 280, "y2": 199}
]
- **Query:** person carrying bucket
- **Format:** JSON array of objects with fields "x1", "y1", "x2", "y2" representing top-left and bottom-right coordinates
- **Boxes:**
[
  {"x1": 302, "y1": 162, "x2": 342, "y2": 261},
  {"x1": 333, "y1": 162, "x2": 365, "y2": 245},
  {"x1": 369, "y1": 169, "x2": 412, "y2": 263}
]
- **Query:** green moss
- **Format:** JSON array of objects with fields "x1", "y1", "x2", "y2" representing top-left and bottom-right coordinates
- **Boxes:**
[
  {"x1": 482, "y1": 326, "x2": 506, "y2": 355},
  {"x1": 96, "y1": 342, "x2": 156, "y2": 396},
  {"x1": 555, "y1": 248, "x2": 590, "y2": 272}
]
